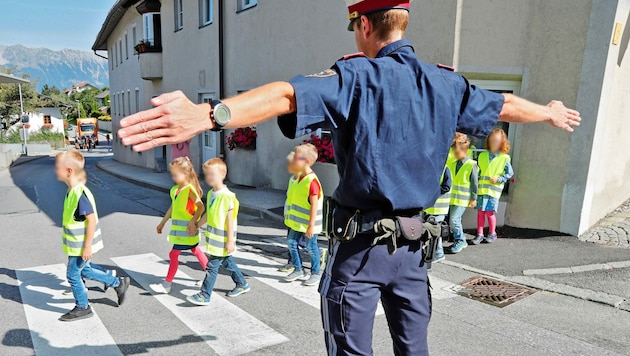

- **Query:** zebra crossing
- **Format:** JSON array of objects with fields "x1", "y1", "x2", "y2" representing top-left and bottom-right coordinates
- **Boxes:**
[{"x1": 15, "y1": 249, "x2": 458, "y2": 355}]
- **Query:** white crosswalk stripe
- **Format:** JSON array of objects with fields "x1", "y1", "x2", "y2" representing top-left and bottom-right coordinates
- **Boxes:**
[
  {"x1": 16, "y1": 264, "x2": 123, "y2": 356},
  {"x1": 111, "y1": 253, "x2": 289, "y2": 356}
]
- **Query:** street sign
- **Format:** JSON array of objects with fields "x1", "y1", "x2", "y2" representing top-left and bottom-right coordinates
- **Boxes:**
[
  {"x1": 21, "y1": 115, "x2": 29, "y2": 123},
  {"x1": 20, "y1": 128, "x2": 29, "y2": 140}
]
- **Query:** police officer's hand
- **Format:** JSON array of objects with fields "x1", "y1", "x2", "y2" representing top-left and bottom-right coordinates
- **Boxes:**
[
  {"x1": 547, "y1": 100, "x2": 581, "y2": 132},
  {"x1": 118, "y1": 91, "x2": 213, "y2": 152},
  {"x1": 306, "y1": 226, "x2": 315, "y2": 239},
  {"x1": 186, "y1": 221, "x2": 198, "y2": 235},
  {"x1": 82, "y1": 247, "x2": 92, "y2": 261},
  {"x1": 156, "y1": 223, "x2": 164, "y2": 234}
]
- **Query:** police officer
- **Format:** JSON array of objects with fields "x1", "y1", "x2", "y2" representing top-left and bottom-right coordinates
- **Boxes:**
[{"x1": 118, "y1": 1, "x2": 581, "y2": 354}]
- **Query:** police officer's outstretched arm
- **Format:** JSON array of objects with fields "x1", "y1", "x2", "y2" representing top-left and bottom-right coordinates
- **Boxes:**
[
  {"x1": 118, "y1": 82, "x2": 298, "y2": 152},
  {"x1": 499, "y1": 94, "x2": 581, "y2": 132}
]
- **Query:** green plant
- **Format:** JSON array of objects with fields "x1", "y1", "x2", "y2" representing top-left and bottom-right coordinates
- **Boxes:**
[
  {"x1": 0, "y1": 128, "x2": 65, "y2": 148},
  {"x1": 98, "y1": 115, "x2": 112, "y2": 121}
]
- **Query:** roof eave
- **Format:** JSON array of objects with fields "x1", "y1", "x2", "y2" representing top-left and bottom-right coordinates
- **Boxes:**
[{"x1": 92, "y1": 0, "x2": 141, "y2": 51}]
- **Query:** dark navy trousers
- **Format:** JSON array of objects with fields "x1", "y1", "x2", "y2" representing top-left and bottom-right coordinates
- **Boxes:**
[{"x1": 319, "y1": 235, "x2": 432, "y2": 356}]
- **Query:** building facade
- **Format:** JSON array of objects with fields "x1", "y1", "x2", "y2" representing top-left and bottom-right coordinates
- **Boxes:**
[{"x1": 94, "y1": 0, "x2": 630, "y2": 236}]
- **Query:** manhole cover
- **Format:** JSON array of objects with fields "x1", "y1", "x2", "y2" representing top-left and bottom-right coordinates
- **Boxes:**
[{"x1": 456, "y1": 276, "x2": 536, "y2": 307}]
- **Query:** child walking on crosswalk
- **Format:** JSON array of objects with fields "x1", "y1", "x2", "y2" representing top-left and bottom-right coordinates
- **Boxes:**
[
  {"x1": 150, "y1": 157, "x2": 208, "y2": 294},
  {"x1": 187, "y1": 158, "x2": 250, "y2": 305},
  {"x1": 55, "y1": 150, "x2": 130, "y2": 321}
]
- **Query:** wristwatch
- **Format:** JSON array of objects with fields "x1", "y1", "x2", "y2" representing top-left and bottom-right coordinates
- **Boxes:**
[{"x1": 210, "y1": 99, "x2": 231, "y2": 132}]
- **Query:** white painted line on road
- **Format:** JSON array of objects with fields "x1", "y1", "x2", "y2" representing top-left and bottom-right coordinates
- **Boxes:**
[
  {"x1": 16, "y1": 264, "x2": 122, "y2": 356},
  {"x1": 522, "y1": 260, "x2": 630, "y2": 276},
  {"x1": 428, "y1": 275, "x2": 458, "y2": 300},
  {"x1": 231, "y1": 249, "x2": 385, "y2": 315},
  {"x1": 112, "y1": 253, "x2": 288, "y2": 356}
]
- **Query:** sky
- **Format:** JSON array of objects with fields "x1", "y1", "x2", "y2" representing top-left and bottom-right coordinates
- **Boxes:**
[{"x1": 0, "y1": 0, "x2": 117, "y2": 51}]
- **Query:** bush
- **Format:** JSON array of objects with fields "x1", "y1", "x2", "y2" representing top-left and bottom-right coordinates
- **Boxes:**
[
  {"x1": 98, "y1": 115, "x2": 112, "y2": 121},
  {"x1": 0, "y1": 127, "x2": 65, "y2": 148}
]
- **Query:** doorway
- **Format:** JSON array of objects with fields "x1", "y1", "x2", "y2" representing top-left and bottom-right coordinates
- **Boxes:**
[{"x1": 200, "y1": 93, "x2": 217, "y2": 163}]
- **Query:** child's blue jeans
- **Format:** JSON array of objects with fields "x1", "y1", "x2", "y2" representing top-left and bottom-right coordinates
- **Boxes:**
[
  {"x1": 200, "y1": 255, "x2": 247, "y2": 299},
  {"x1": 287, "y1": 228, "x2": 320, "y2": 274},
  {"x1": 67, "y1": 256, "x2": 119, "y2": 308},
  {"x1": 449, "y1": 205, "x2": 468, "y2": 242}
]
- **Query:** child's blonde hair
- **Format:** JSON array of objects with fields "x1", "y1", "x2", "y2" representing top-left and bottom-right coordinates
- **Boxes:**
[
  {"x1": 56, "y1": 150, "x2": 85, "y2": 176},
  {"x1": 286, "y1": 151, "x2": 295, "y2": 162},
  {"x1": 294, "y1": 143, "x2": 318, "y2": 165},
  {"x1": 170, "y1": 157, "x2": 203, "y2": 197},
  {"x1": 203, "y1": 157, "x2": 228, "y2": 177},
  {"x1": 451, "y1": 132, "x2": 470, "y2": 151},
  {"x1": 485, "y1": 129, "x2": 511, "y2": 154}
]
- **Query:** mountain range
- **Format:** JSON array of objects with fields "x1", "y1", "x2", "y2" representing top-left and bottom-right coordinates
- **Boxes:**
[{"x1": 0, "y1": 44, "x2": 109, "y2": 91}]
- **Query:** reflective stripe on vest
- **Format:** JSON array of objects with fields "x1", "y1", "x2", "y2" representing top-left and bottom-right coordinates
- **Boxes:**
[
  {"x1": 168, "y1": 184, "x2": 200, "y2": 246},
  {"x1": 205, "y1": 189, "x2": 239, "y2": 257},
  {"x1": 448, "y1": 159, "x2": 476, "y2": 207},
  {"x1": 425, "y1": 166, "x2": 452, "y2": 216},
  {"x1": 284, "y1": 173, "x2": 324, "y2": 234},
  {"x1": 62, "y1": 184, "x2": 103, "y2": 256},
  {"x1": 478, "y1": 152, "x2": 510, "y2": 199}
]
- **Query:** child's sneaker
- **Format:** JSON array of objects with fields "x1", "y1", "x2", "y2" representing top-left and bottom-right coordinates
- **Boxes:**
[
  {"x1": 433, "y1": 253, "x2": 446, "y2": 263},
  {"x1": 471, "y1": 235, "x2": 485, "y2": 245},
  {"x1": 59, "y1": 305, "x2": 93, "y2": 322},
  {"x1": 149, "y1": 280, "x2": 171, "y2": 294},
  {"x1": 447, "y1": 240, "x2": 468, "y2": 254},
  {"x1": 278, "y1": 263, "x2": 295, "y2": 273},
  {"x1": 103, "y1": 270, "x2": 117, "y2": 291},
  {"x1": 187, "y1": 292, "x2": 211, "y2": 306},
  {"x1": 303, "y1": 273, "x2": 321, "y2": 286},
  {"x1": 115, "y1": 277, "x2": 131, "y2": 306},
  {"x1": 320, "y1": 248, "x2": 328, "y2": 270},
  {"x1": 485, "y1": 233, "x2": 498, "y2": 243},
  {"x1": 284, "y1": 270, "x2": 309, "y2": 282},
  {"x1": 227, "y1": 284, "x2": 251, "y2": 297}
]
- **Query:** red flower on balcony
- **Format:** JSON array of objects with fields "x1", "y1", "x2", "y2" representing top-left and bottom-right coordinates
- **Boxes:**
[
  {"x1": 226, "y1": 127, "x2": 257, "y2": 151},
  {"x1": 304, "y1": 134, "x2": 335, "y2": 164}
]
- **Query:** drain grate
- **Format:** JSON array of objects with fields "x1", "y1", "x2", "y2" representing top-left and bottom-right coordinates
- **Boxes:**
[{"x1": 456, "y1": 276, "x2": 536, "y2": 307}]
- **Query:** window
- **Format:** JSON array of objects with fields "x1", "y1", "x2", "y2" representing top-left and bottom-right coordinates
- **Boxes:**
[
  {"x1": 237, "y1": 0, "x2": 257, "y2": 12},
  {"x1": 174, "y1": 0, "x2": 183, "y2": 31},
  {"x1": 114, "y1": 45, "x2": 118, "y2": 67},
  {"x1": 43, "y1": 115, "x2": 51, "y2": 124},
  {"x1": 199, "y1": 0, "x2": 213, "y2": 26},
  {"x1": 125, "y1": 33, "x2": 129, "y2": 60},
  {"x1": 143, "y1": 13, "x2": 162, "y2": 48},
  {"x1": 109, "y1": 46, "x2": 113, "y2": 69},
  {"x1": 122, "y1": 92, "x2": 126, "y2": 116},
  {"x1": 127, "y1": 90, "x2": 131, "y2": 116},
  {"x1": 119, "y1": 40, "x2": 123, "y2": 64},
  {"x1": 135, "y1": 89, "x2": 140, "y2": 113},
  {"x1": 132, "y1": 25, "x2": 137, "y2": 49}
]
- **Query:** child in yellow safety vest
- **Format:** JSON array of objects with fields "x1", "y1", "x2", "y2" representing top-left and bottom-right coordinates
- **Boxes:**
[
  {"x1": 187, "y1": 158, "x2": 249, "y2": 306},
  {"x1": 446, "y1": 134, "x2": 479, "y2": 254},
  {"x1": 55, "y1": 150, "x2": 130, "y2": 322},
  {"x1": 472, "y1": 129, "x2": 514, "y2": 245},
  {"x1": 283, "y1": 144, "x2": 323, "y2": 287},
  {"x1": 424, "y1": 166, "x2": 452, "y2": 263},
  {"x1": 150, "y1": 157, "x2": 207, "y2": 294}
]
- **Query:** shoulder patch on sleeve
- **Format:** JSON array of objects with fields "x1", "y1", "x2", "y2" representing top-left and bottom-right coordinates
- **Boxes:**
[
  {"x1": 305, "y1": 69, "x2": 338, "y2": 78},
  {"x1": 437, "y1": 63, "x2": 455, "y2": 72},
  {"x1": 340, "y1": 52, "x2": 366, "y2": 60}
]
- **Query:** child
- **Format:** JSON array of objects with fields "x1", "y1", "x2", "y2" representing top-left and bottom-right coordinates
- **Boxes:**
[
  {"x1": 472, "y1": 129, "x2": 514, "y2": 244},
  {"x1": 446, "y1": 135, "x2": 478, "y2": 254},
  {"x1": 424, "y1": 165, "x2": 452, "y2": 263},
  {"x1": 283, "y1": 144, "x2": 323, "y2": 286},
  {"x1": 187, "y1": 158, "x2": 249, "y2": 305},
  {"x1": 278, "y1": 151, "x2": 305, "y2": 273},
  {"x1": 55, "y1": 150, "x2": 130, "y2": 321},
  {"x1": 150, "y1": 157, "x2": 208, "y2": 294}
]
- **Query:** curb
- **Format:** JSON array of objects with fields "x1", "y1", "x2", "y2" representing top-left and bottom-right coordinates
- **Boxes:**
[
  {"x1": 96, "y1": 160, "x2": 285, "y2": 223},
  {"x1": 442, "y1": 260, "x2": 628, "y2": 310},
  {"x1": 9, "y1": 155, "x2": 50, "y2": 168}
]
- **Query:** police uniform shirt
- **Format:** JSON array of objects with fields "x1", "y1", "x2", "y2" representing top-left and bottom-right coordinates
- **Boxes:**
[{"x1": 278, "y1": 39, "x2": 504, "y2": 212}]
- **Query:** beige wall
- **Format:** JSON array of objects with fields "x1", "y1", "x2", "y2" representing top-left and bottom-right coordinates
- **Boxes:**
[{"x1": 107, "y1": 9, "x2": 156, "y2": 169}]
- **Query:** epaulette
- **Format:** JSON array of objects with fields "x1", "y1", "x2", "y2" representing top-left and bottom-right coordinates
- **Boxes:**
[
  {"x1": 340, "y1": 52, "x2": 366, "y2": 60},
  {"x1": 437, "y1": 63, "x2": 455, "y2": 72}
]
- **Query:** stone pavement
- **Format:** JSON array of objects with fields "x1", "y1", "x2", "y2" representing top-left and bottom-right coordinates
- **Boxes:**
[
  {"x1": 579, "y1": 199, "x2": 630, "y2": 248},
  {"x1": 96, "y1": 157, "x2": 286, "y2": 223}
]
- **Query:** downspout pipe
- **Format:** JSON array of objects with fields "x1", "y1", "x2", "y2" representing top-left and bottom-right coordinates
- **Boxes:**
[{"x1": 218, "y1": 0, "x2": 226, "y2": 158}]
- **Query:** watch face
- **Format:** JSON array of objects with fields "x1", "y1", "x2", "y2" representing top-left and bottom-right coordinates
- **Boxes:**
[{"x1": 214, "y1": 105, "x2": 230, "y2": 126}]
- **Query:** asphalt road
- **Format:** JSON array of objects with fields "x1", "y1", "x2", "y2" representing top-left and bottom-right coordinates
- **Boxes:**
[{"x1": 1, "y1": 154, "x2": 629, "y2": 355}]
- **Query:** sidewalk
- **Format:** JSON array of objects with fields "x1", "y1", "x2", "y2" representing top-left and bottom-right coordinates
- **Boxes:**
[
  {"x1": 579, "y1": 199, "x2": 630, "y2": 248},
  {"x1": 96, "y1": 157, "x2": 286, "y2": 223}
]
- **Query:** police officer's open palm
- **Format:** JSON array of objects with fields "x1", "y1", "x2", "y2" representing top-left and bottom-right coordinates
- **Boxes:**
[{"x1": 546, "y1": 100, "x2": 581, "y2": 132}]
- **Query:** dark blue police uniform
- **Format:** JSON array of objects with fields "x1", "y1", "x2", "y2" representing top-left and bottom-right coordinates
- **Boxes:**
[{"x1": 279, "y1": 39, "x2": 504, "y2": 355}]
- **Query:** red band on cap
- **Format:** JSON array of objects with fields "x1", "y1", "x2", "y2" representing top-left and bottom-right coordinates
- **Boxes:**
[{"x1": 348, "y1": 0, "x2": 410, "y2": 16}]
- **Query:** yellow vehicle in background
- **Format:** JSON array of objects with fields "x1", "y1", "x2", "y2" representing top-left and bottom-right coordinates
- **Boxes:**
[{"x1": 76, "y1": 118, "x2": 99, "y2": 147}]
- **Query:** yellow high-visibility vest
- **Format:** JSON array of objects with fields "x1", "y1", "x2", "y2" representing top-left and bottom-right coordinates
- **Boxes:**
[
  {"x1": 205, "y1": 189, "x2": 239, "y2": 257},
  {"x1": 448, "y1": 159, "x2": 476, "y2": 207},
  {"x1": 425, "y1": 166, "x2": 451, "y2": 216},
  {"x1": 168, "y1": 184, "x2": 200, "y2": 246},
  {"x1": 62, "y1": 184, "x2": 103, "y2": 256},
  {"x1": 478, "y1": 152, "x2": 510, "y2": 199},
  {"x1": 284, "y1": 173, "x2": 324, "y2": 234}
]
